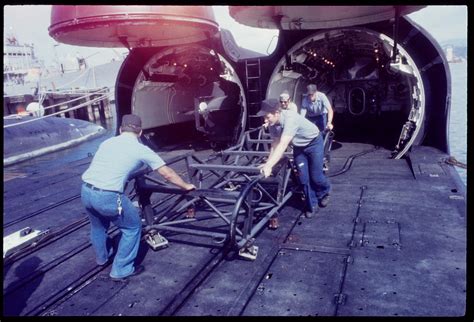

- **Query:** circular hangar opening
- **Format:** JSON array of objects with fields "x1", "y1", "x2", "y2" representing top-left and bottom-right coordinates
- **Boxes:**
[
  {"x1": 266, "y1": 28, "x2": 425, "y2": 158},
  {"x1": 116, "y1": 45, "x2": 247, "y2": 149}
]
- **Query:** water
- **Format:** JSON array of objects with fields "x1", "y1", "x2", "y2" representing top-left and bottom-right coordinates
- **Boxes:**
[
  {"x1": 448, "y1": 61, "x2": 467, "y2": 186},
  {"x1": 5, "y1": 68, "x2": 467, "y2": 186}
]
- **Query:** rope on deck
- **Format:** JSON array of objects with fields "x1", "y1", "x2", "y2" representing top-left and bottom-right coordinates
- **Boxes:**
[{"x1": 444, "y1": 156, "x2": 467, "y2": 169}]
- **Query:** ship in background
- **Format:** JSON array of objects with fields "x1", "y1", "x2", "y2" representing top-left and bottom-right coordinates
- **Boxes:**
[
  {"x1": 3, "y1": 33, "x2": 45, "y2": 87},
  {"x1": 444, "y1": 45, "x2": 466, "y2": 63},
  {"x1": 3, "y1": 33, "x2": 119, "y2": 166},
  {"x1": 3, "y1": 30, "x2": 125, "y2": 98}
]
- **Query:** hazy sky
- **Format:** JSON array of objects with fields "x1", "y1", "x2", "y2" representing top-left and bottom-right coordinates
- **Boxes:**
[{"x1": 3, "y1": 5, "x2": 467, "y2": 68}]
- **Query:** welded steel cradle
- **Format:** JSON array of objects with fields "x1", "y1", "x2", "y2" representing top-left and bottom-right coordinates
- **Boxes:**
[{"x1": 131, "y1": 127, "x2": 296, "y2": 260}]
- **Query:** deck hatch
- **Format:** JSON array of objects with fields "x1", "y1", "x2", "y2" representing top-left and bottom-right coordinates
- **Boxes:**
[
  {"x1": 360, "y1": 220, "x2": 401, "y2": 250},
  {"x1": 417, "y1": 163, "x2": 446, "y2": 177}
]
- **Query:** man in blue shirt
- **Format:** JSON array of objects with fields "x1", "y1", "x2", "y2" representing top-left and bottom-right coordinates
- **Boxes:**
[
  {"x1": 300, "y1": 84, "x2": 334, "y2": 135},
  {"x1": 81, "y1": 114, "x2": 195, "y2": 281},
  {"x1": 301, "y1": 84, "x2": 334, "y2": 171},
  {"x1": 257, "y1": 99, "x2": 331, "y2": 218}
]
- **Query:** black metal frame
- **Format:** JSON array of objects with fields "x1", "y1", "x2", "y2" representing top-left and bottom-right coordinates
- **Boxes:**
[{"x1": 132, "y1": 127, "x2": 295, "y2": 253}]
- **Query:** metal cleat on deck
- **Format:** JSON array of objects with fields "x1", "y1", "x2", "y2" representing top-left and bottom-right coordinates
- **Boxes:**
[
  {"x1": 3, "y1": 227, "x2": 49, "y2": 258},
  {"x1": 145, "y1": 230, "x2": 169, "y2": 251},
  {"x1": 238, "y1": 244, "x2": 259, "y2": 261},
  {"x1": 238, "y1": 239, "x2": 259, "y2": 260}
]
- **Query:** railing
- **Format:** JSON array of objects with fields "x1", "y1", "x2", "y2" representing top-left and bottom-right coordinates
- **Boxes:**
[{"x1": 3, "y1": 89, "x2": 113, "y2": 128}]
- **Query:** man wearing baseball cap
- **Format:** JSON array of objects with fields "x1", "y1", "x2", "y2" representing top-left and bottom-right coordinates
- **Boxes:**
[
  {"x1": 301, "y1": 84, "x2": 334, "y2": 171},
  {"x1": 301, "y1": 84, "x2": 334, "y2": 135},
  {"x1": 257, "y1": 99, "x2": 331, "y2": 218},
  {"x1": 279, "y1": 90, "x2": 298, "y2": 112},
  {"x1": 81, "y1": 114, "x2": 195, "y2": 281}
]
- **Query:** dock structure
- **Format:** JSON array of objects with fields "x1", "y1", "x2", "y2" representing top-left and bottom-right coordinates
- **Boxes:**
[
  {"x1": 3, "y1": 87, "x2": 113, "y2": 124},
  {"x1": 2, "y1": 133, "x2": 466, "y2": 316}
]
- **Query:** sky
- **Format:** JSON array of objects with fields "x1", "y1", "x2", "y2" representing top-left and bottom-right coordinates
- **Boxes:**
[{"x1": 3, "y1": 5, "x2": 467, "y2": 69}]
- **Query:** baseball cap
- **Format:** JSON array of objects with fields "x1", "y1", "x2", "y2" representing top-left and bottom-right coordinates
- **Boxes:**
[
  {"x1": 256, "y1": 98, "x2": 280, "y2": 117},
  {"x1": 121, "y1": 114, "x2": 142, "y2": 128},
  {"x1": 307, "y1": 84, "x2": 317, "y2": 94}
]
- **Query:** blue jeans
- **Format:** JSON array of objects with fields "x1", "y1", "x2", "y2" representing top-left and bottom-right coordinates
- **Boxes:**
[
  {"x1": 308, "y1": 114, "x2": 328, "y2": 138},
  {"x1": 293, "y1": 134, "x2": 331, "y2": 211},
  {"x1": 81, "y1": 184, "x2": 142, "y2": 279}
]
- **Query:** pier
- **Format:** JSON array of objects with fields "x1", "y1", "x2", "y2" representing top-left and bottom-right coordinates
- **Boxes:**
[{"x1": 3, "y1": 87, "x2": 114, "y2": 126}]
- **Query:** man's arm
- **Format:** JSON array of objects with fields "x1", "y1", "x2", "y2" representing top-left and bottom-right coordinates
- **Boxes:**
[
  {"x1": 261, "y1": 135, "x2": 292, "y2": 178},
  {"x1": 267, "y1": 137, "x2": 280, "y2": 160},
  {"x1": 157, "y1": 165, "x2": 195, "y2": 190},
  {"x1": 326, "y1": 103, "x2": 334, "y2": 130},
  {"x1": 300, "y1": 105, "x2": 307, "y2": 117},
  {"x1": 300, "y1": 97, "x2": 308, "y2": 117},
  {"x1": 323, "y1": 94, "x2": 334, "y2": 130}
]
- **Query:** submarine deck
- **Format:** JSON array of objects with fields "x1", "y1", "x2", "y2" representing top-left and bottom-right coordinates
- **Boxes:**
[{"x1": 3, "y1": 140, "x2": 466, "y2": 317}]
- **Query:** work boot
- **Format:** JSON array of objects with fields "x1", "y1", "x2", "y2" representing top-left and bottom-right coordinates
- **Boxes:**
[
  {"x1": 318, "y1": 194, "x2": 330, "y2": 208},
  {"x1": 111, "y1": 265, "x2": 145, "y2": 282},
  {"x1": 305, "y1": 206, "x2": 319, "y2": 218}
]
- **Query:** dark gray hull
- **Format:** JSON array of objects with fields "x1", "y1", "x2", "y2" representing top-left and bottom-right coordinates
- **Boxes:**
[{"x1": 4, "y1": 116, "x2": 105, "y2": 166}]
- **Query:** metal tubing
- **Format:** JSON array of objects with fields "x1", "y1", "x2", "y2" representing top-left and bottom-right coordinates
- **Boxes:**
[
  {"x1": 150, "y1": 225, "x2": 228, "y2": 239},
  {"x1": 154, "y1": 194, "x2": 189, "y2": 223},
  {"x1": 155, "y1": 208, "x2": 249, "y2": 228},
  {"x1": 243, "y1": 188, "x2": 255, "y2": 240},
  {"x1": 133, "y1": 127, "x2": 296, "y2": 254},
  {"x1": 201, "y1": 197, "x2": 243, "y2": 237},
  {"x1": 246, "y1": 139, "x2": 274, "y2": 144},
  {"x1": 229, "y1": 175, "x2": 263, "y2": 246},
  {"x1": 189, "y1": 164, "x2": 261, "y2": 173},
  {"x1": 236, "y1": 191, "x2": 293, "y2": 248},
  {"x1": 222, "y1": 150, "x2": 291, "y2": 157}
]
